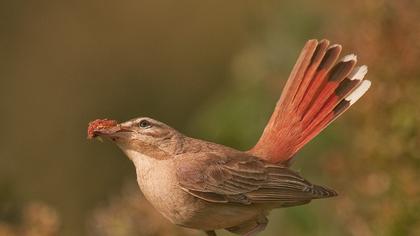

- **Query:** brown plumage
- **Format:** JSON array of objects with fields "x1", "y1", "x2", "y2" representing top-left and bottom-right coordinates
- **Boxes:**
[
  {"x1": 176, "y1": 151, "x2": 336, "y2": 205},
  {"x1": 88, "y1": 39, "x2": 370, "y2": 236}
]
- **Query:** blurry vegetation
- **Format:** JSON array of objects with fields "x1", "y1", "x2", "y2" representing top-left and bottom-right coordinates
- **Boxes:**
[
  {"x1": 87, "y1": 182, "x2": 199, "y2": 236},
  {"x1": 1, "y1": 0, "x2": 419, "y2": 236},
  {"x1": 0, "y1": 202, "x2": 59, "y2": 236}
]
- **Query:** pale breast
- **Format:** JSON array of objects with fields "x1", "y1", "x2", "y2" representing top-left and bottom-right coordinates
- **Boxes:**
[{"x1": 129, "y1": 152, "x2": 200, "y2": 224}]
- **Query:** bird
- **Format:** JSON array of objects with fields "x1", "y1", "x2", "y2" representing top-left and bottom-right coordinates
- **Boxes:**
[{"x1": 88, "y1": 39, "x2": 371, "y2": 236}]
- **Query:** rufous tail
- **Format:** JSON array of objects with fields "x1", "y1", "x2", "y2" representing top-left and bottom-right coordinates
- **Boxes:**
[{"x1": 249, "y1": 39, "x2": 371, "y2": 164}]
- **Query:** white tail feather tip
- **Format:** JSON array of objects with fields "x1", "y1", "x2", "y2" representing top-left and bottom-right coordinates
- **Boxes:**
[
  {"x1": 328, "y1": 44, "x2": 341, "y2": 49},
  {"x1": 349, "y1": 65, "x2": 368, "y2": 81},
  {"x1": 346, "y1": 80, "x2": 371, "y2": 105},
  {"x1": 342, "y1": 54, "x2": 357, "y2": 62}
]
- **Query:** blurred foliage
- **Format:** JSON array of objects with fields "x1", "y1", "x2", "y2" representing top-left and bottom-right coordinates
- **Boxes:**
[
  {"x1": 88, "y1": 182, "x2": 199, "y2": 236},
  {"x1": 0, "y1": 202, "x2": 59, "y2": 236},
  {"x1": 1, "y1": 0, "x2": 419, "y2": 236}
]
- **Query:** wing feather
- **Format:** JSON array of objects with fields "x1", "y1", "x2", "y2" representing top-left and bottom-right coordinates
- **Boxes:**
[{"x1": 175, "y1": 152, "x2": 336, "y2": 206}]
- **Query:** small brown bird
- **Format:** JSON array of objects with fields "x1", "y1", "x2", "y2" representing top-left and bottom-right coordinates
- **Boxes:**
[{"x1": 88, "y1": 39, "x2": 371, "y2": 236}]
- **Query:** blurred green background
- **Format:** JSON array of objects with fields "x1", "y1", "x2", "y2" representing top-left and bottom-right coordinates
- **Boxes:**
[{"x1": 1, "y1": 0, "x2": 419, "y2": 235}]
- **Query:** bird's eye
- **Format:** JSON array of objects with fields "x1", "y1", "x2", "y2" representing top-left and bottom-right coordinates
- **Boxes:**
[{"x1": 139, "y1": 120, "x2": 152, "y2": 128}]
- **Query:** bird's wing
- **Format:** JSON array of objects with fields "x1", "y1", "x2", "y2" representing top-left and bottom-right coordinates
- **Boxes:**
[
  {"x1": 175, "y1": 152, "x2": 336, "y2": 205},
  {"x1": 249, "y1": 39, "x2": 371, "y2": 164}
]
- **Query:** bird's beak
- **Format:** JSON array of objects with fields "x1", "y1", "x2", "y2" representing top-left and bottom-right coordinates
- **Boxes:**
[{"x1": 87, "y1": 119, "x2": 133, "y2": 140}]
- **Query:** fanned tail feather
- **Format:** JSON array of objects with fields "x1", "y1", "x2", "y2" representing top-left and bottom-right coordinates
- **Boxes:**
[{"x1": 249, "y1": 39, "x2": 371, "y2": 164}]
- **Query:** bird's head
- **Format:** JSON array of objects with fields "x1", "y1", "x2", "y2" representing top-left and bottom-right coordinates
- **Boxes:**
[{"x1": 88, "y1": 117, "x2": 183, "y2": 159}]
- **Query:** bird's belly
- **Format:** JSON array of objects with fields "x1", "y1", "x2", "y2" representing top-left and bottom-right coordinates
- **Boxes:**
[
  {"x1": 177, "y1": 202, "x2": 263, "y2": 230},
  {"x1": 134, "y1": 159, "x2": 261, "y2": 230}
]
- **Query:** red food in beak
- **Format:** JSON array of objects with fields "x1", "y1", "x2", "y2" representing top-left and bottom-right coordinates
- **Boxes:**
[{"x1": 87, "y1": 119, "x2": 118, "y2": 139}]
